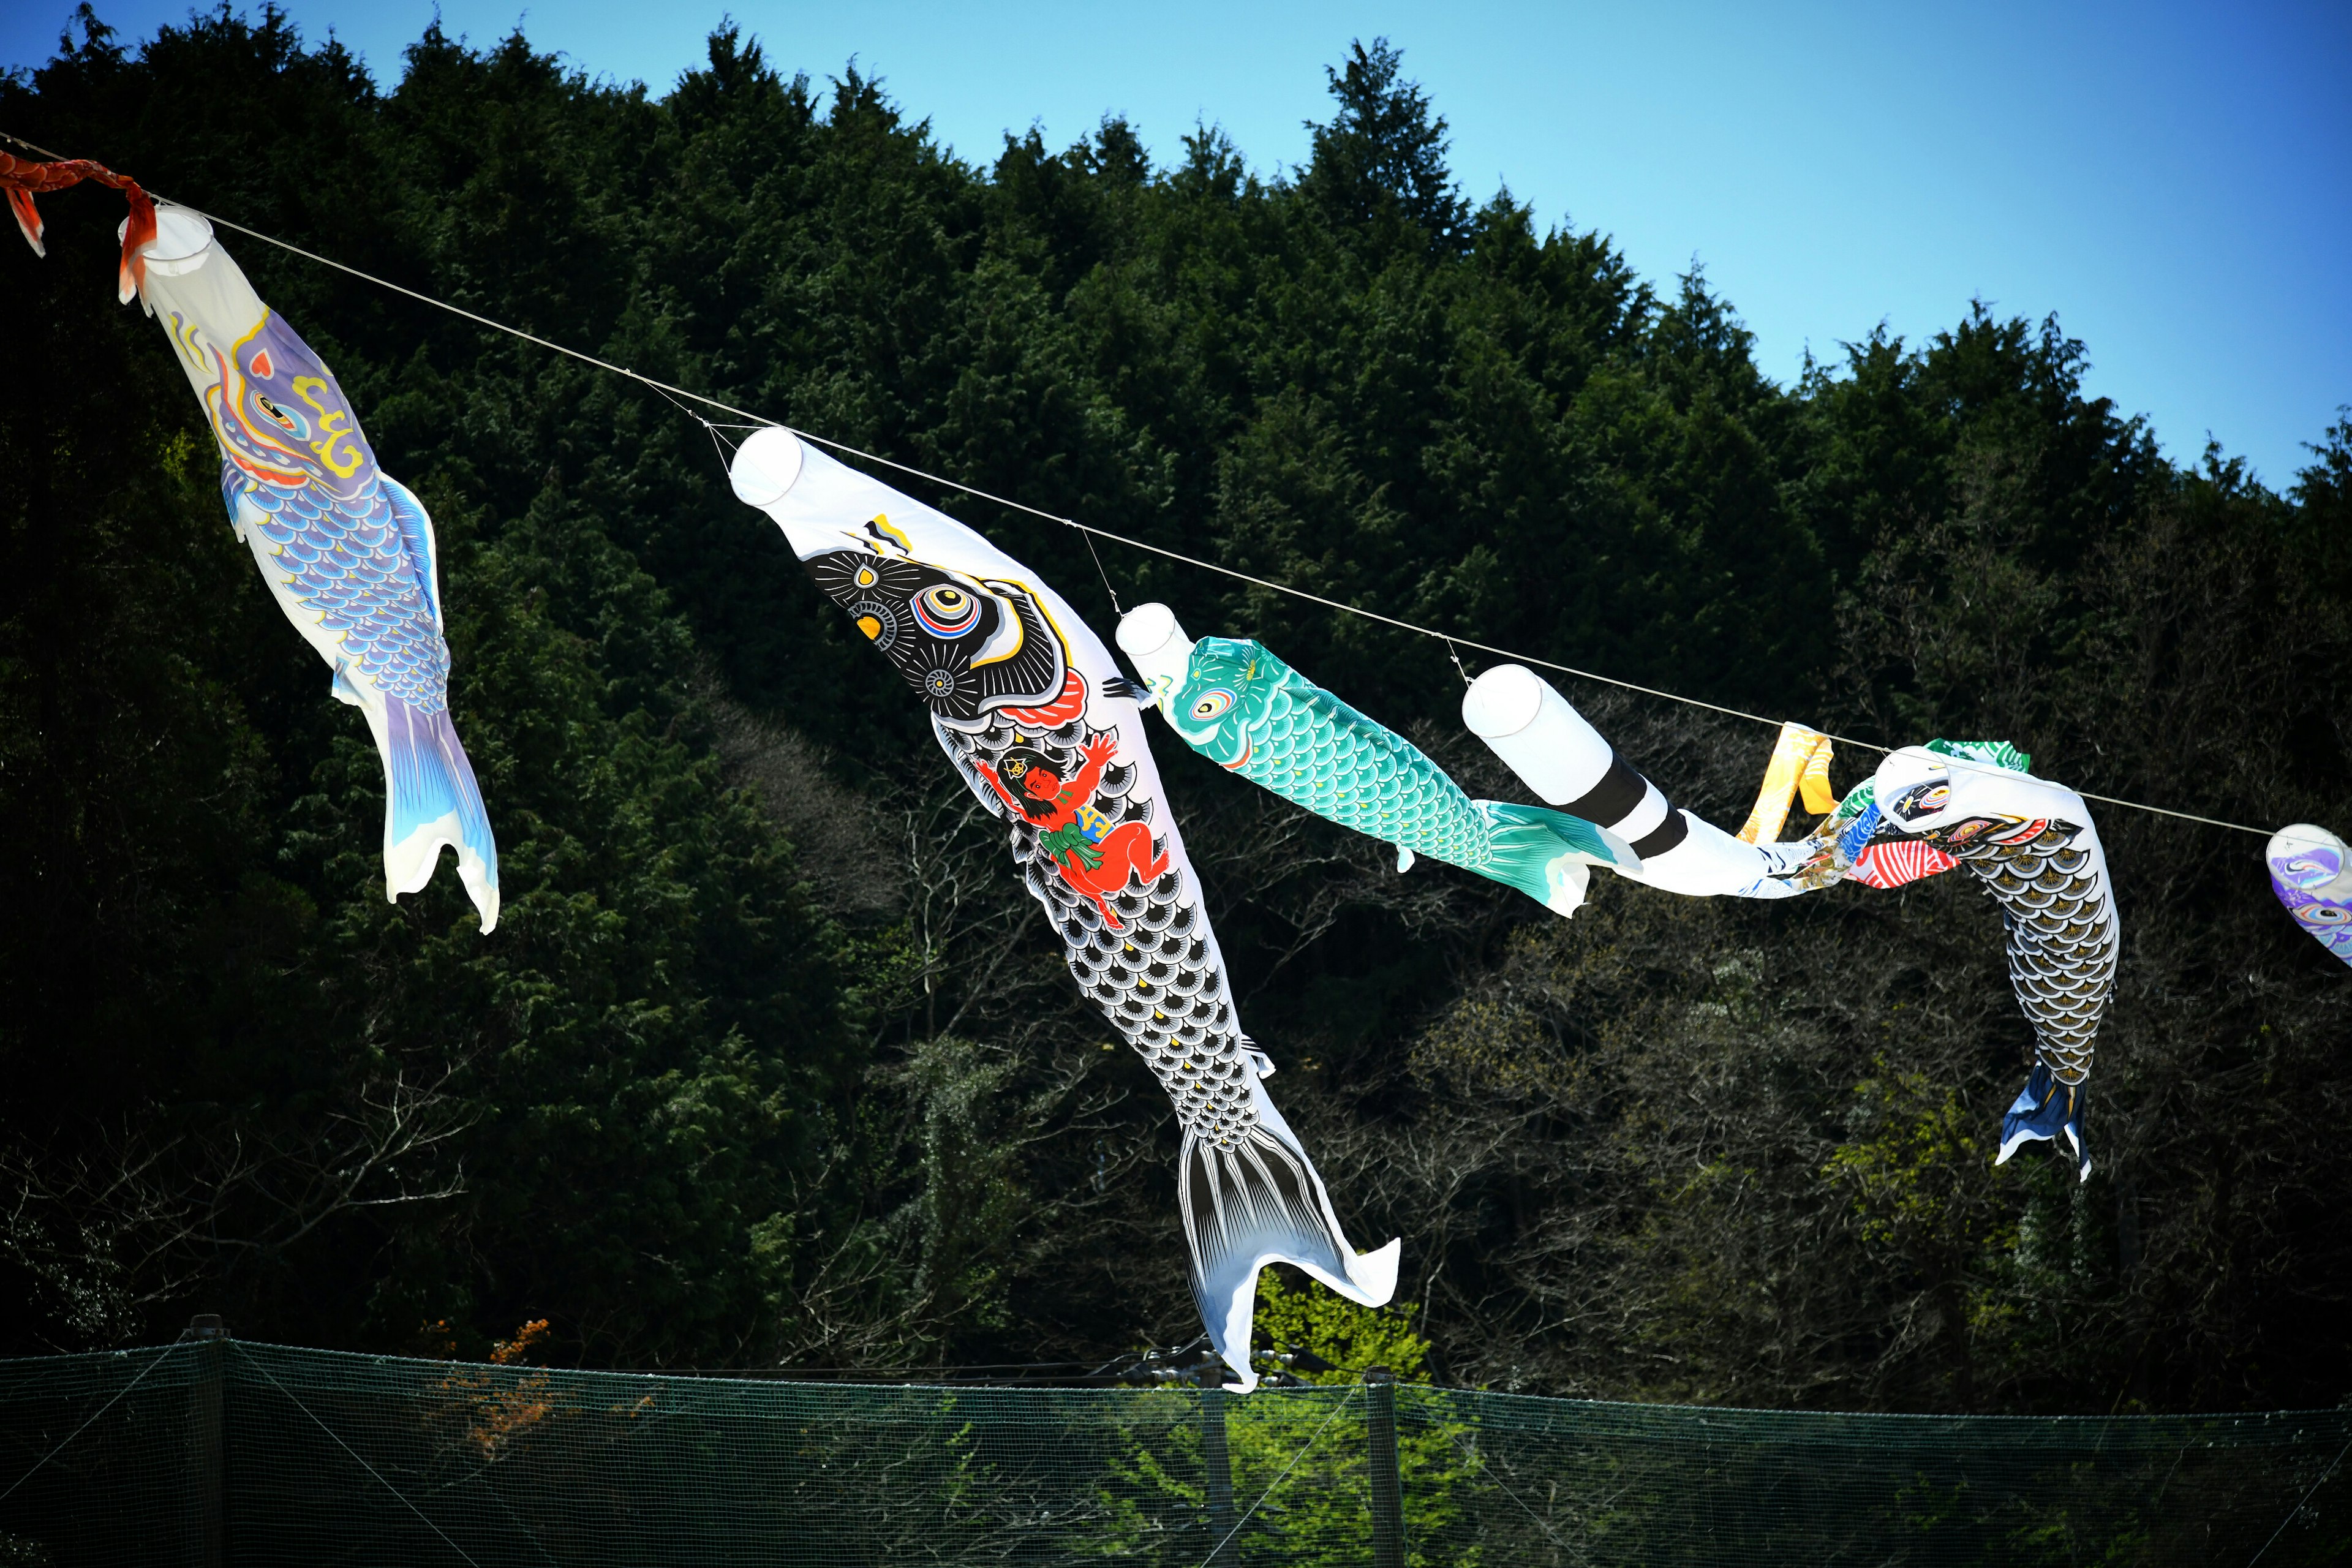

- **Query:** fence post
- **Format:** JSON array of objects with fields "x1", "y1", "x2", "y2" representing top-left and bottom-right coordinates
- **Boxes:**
[
  {"x1": 1197, "y1": 1364, "x2": 1238, "y2": 1566},
  {"x1": 1365, "y1": 1365, "x2": 1407, "y2": 1568},
  {"x1": 181, "y1": 1314, "x2": 228, "y2": 1568}
]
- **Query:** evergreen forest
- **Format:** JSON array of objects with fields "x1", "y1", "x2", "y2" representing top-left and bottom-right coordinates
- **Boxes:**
[{"x1": 4, "y1": 8, "x2": 2350, "y2": 1417}]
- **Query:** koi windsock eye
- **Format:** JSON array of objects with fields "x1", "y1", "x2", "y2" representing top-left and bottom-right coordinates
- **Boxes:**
[
  {"x1": 253, "y1": 393, "x2": 307, "y2": 437},
  {"x1": 1190, "y1": 689, "x2": 1235, "y2": 721},
  {"x1": 913, "y1": 584, "x2": 982, "y2": 638}
]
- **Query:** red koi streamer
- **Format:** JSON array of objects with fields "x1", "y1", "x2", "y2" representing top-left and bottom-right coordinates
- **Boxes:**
[{"x1": 1, "y1": 149, "x2": 157, "y2": 303}]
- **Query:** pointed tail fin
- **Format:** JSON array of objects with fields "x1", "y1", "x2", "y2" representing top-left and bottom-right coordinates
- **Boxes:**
[
  {"x1": 380, "y1": 696, "x2": 500, "y2": 932},
  {"x1": 1180, "y1": 1086, "x2": 1399, "y2": 1391},
  {"x1": 1474, "y1": 799, "x2": 1640, "y2": 917},
  {"x1": 6, "y1": 187, "x2": 44, "y2": 256},
  {"x1": 1997, "y1": 1064, "x2": 2090, "y2": 1183}
]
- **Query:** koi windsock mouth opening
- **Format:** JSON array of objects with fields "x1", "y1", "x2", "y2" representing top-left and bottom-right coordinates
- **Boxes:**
[
  {"x1": 1112, "y1": 601, "x2": 1194, "y2": 708},
  {"x1": 727, "y1": 423, "x2": 808, "y2": 509}
]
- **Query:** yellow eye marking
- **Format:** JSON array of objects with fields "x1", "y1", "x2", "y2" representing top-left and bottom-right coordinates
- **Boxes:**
[
  {"x1": 856, "y1": 616, "x2": 883, "y2": 640},
  {"x1": 855, "y1": 567, "x2": 877, "y2": 587}
]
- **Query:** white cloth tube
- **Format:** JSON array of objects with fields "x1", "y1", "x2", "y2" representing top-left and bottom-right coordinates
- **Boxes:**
[
  {"x1": 1461, "y1": 664, "x2": 1611, "y2": 804},
  {"x1": 1463, "y1": 664, "x2": 1798, "y2": 899},
  {"x1": 1114, "y1": 602, "x2": 1196, "y2": 706}
]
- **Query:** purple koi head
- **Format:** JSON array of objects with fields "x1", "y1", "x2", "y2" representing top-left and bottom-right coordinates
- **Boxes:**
[{"x1": 201, "y1": 310, "x2": 377, "y2": 500}]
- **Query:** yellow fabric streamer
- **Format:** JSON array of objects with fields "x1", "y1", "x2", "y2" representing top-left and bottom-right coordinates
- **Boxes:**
[{"x1": 1738, "y1": 722, "x2": 1836, "y2": 843}]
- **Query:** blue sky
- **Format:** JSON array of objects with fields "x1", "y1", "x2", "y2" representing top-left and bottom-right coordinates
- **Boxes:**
[{"x1": 9, "y1": 2, "x2": 2347, "y2": 488}]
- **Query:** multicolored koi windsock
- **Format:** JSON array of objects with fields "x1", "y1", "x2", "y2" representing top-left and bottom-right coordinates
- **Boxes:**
[
  {"x1": 727, "y1": 430, "x2": 1397, "y2": 1391},
  {"x1": 2267, "y1": 824, "x2": 2352, "y2": 969},
  {"x1": 130, "y1": 206, "x2": 499, "y2": 929},
  {"x1": 1830, "y1": 745, "x2": 2118, "y2": 1180}
]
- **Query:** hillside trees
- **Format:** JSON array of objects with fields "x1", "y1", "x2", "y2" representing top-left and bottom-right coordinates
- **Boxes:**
[{"x1": 1, "y1": 9, "x2": 2346, "y2": 1412}]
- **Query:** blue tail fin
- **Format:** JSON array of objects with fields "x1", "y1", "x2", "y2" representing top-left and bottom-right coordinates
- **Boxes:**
[
  {"x1": 1475, "y1": 799, "x2": 1641, "y2": 916},
  {"x1": 1997, "y1": 1064, "x2": 2090, "y2": 1182},
  {"x1": 380, "y1": 694, "x2": 500, "y2": 932}
]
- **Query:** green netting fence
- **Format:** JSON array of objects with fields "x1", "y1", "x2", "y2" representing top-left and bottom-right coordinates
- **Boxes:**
[{"x1": 0, "y1": 1336, "x2": 2345, "y2": 1567}]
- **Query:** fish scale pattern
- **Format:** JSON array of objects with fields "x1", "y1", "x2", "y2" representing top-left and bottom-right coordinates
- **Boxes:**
[
  {"x1": 230, "y1": 466, "x2": 447, "y2": 713},
  {"x1": 936, "y1": 714, "x2": 1259, "y2": 1152},
  {"x1": 1232, "y1": 655, "x2": 1497, "y2": 872},
  {"x1": 1948, "y1": 824, "x2": 2118, "y2": 1085}
]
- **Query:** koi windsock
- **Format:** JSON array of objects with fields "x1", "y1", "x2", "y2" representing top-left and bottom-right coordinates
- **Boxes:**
[
  {"x1": 1120, "y1": 609, "x2": 1638, "y2": 916},
  {"x1": 128, "y1": 206, "x2": 499, "y2": 929},
  {"x1": 727, "y1": 429, "x2": 1397, "y2": 1391},
  {"x1": 1460, "y1": 665, "x2": 1816, "y2": 899},
  {"x1": 2267, "y1": 824, "x2": 2352, "y2": 970},
  {"x1": 1, "y1": 148, "x2": 156, "y2": 302}
]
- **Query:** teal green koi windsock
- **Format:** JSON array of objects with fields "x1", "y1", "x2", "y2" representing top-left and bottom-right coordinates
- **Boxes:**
[{"x1": 1116, "y1": 605, "x2": 1638, "y2": 914}]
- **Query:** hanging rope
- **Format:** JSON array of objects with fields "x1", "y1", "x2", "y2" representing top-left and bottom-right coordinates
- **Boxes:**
[{"x1": 0, "y1": 130, "x2": 2277, "y2": 840}]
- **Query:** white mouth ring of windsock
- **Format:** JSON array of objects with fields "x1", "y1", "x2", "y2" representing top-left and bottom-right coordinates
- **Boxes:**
[
  {"x1": 1115, "y1": 602, "x2": 1195, "y2": 694},
  {"x1": 121, "y1": 205, "x2": 216, "y2": 277},
  {"x1": 728, "y1": 425, "x2": 807, "y2": 510},
  {"x1": 1461, "y1": 665, "x2": 1613, "y2": 808},
  {"x1": 2269, "y1": 822, "x2": 2352, "y2": 894}
]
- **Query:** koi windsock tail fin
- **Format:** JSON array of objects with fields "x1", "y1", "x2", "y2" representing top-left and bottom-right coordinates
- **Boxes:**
[
  {"x1": 6, "y1": 187, "x2": 43, "y2": 255},
  {"x1": 115, "y1": 183, "x2": 156, "y2": 304},
  {"x1": 374, "y1": 691, "x2": 502, "y2": 933},
  {"x1": 1181, "y1": 1086, "x2": 1398, "y2": 1392},
  {"x1": 1474, "y1": 799, "x2": 1640, "y2": 917},
  {"x1": 1740, "y1": 722, "x2": 1836, "y2": 844},
  {"x1": 1997, "y1": 1064, "x2": 2091, "y2": 1183}
]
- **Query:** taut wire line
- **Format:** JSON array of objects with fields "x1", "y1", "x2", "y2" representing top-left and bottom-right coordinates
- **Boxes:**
[
  {"x1": 233, "y1": 1344, "x2": 487, "y2": 1567},
  {"x1": 0, "y1": 129, "x2": 2273, "y2": 840}
]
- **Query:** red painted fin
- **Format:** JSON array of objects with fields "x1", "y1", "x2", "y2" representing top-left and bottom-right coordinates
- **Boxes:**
[
  {"x1": 1002, "y1": 669, "x2": 1088, "y2": 728},
  {"x1": 4, "y1": 188, "x2": 40, "y2": 255}
]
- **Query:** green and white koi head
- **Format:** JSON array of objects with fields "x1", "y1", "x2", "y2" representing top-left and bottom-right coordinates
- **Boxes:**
[{"x1": 1164, "y1": 636, "x2": 1284, "y2": 769}]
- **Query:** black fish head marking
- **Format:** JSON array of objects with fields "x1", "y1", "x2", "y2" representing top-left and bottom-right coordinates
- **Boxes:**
[
  {"x1": 1886, "y1": 779, "x2": 1951, "y2": 825},
  {"x1": 806, "y1": 547, "x2": 1070, "y2": 723}
]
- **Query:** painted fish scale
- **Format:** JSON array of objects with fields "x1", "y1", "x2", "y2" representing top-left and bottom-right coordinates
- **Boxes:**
[
  {"x1": 943, "y1": 714, "x2": 1261, "y2": 1150},
  {"x1": 1240, "y1": 666, "x2": 1490, "y2": 867},
  {"x1": 238, "y1": 469, "x2": 447, "y2": 714},
  {"x1": 1950, "y1": 826, "x2": 2117, "y2": 1087}
]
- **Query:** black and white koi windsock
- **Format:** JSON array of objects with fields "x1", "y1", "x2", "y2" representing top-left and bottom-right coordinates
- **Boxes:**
[
  {"x1": 1461, "y1": 665, "x2": 1809, "y2": 899},
  {"x1": 726, "y1": 428, "x2": 1397, "y2": 1389}
]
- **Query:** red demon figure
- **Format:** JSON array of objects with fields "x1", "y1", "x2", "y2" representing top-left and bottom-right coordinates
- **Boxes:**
[{"x1": 974, "y1": 734, "x2": 1170, "y2": 930}]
